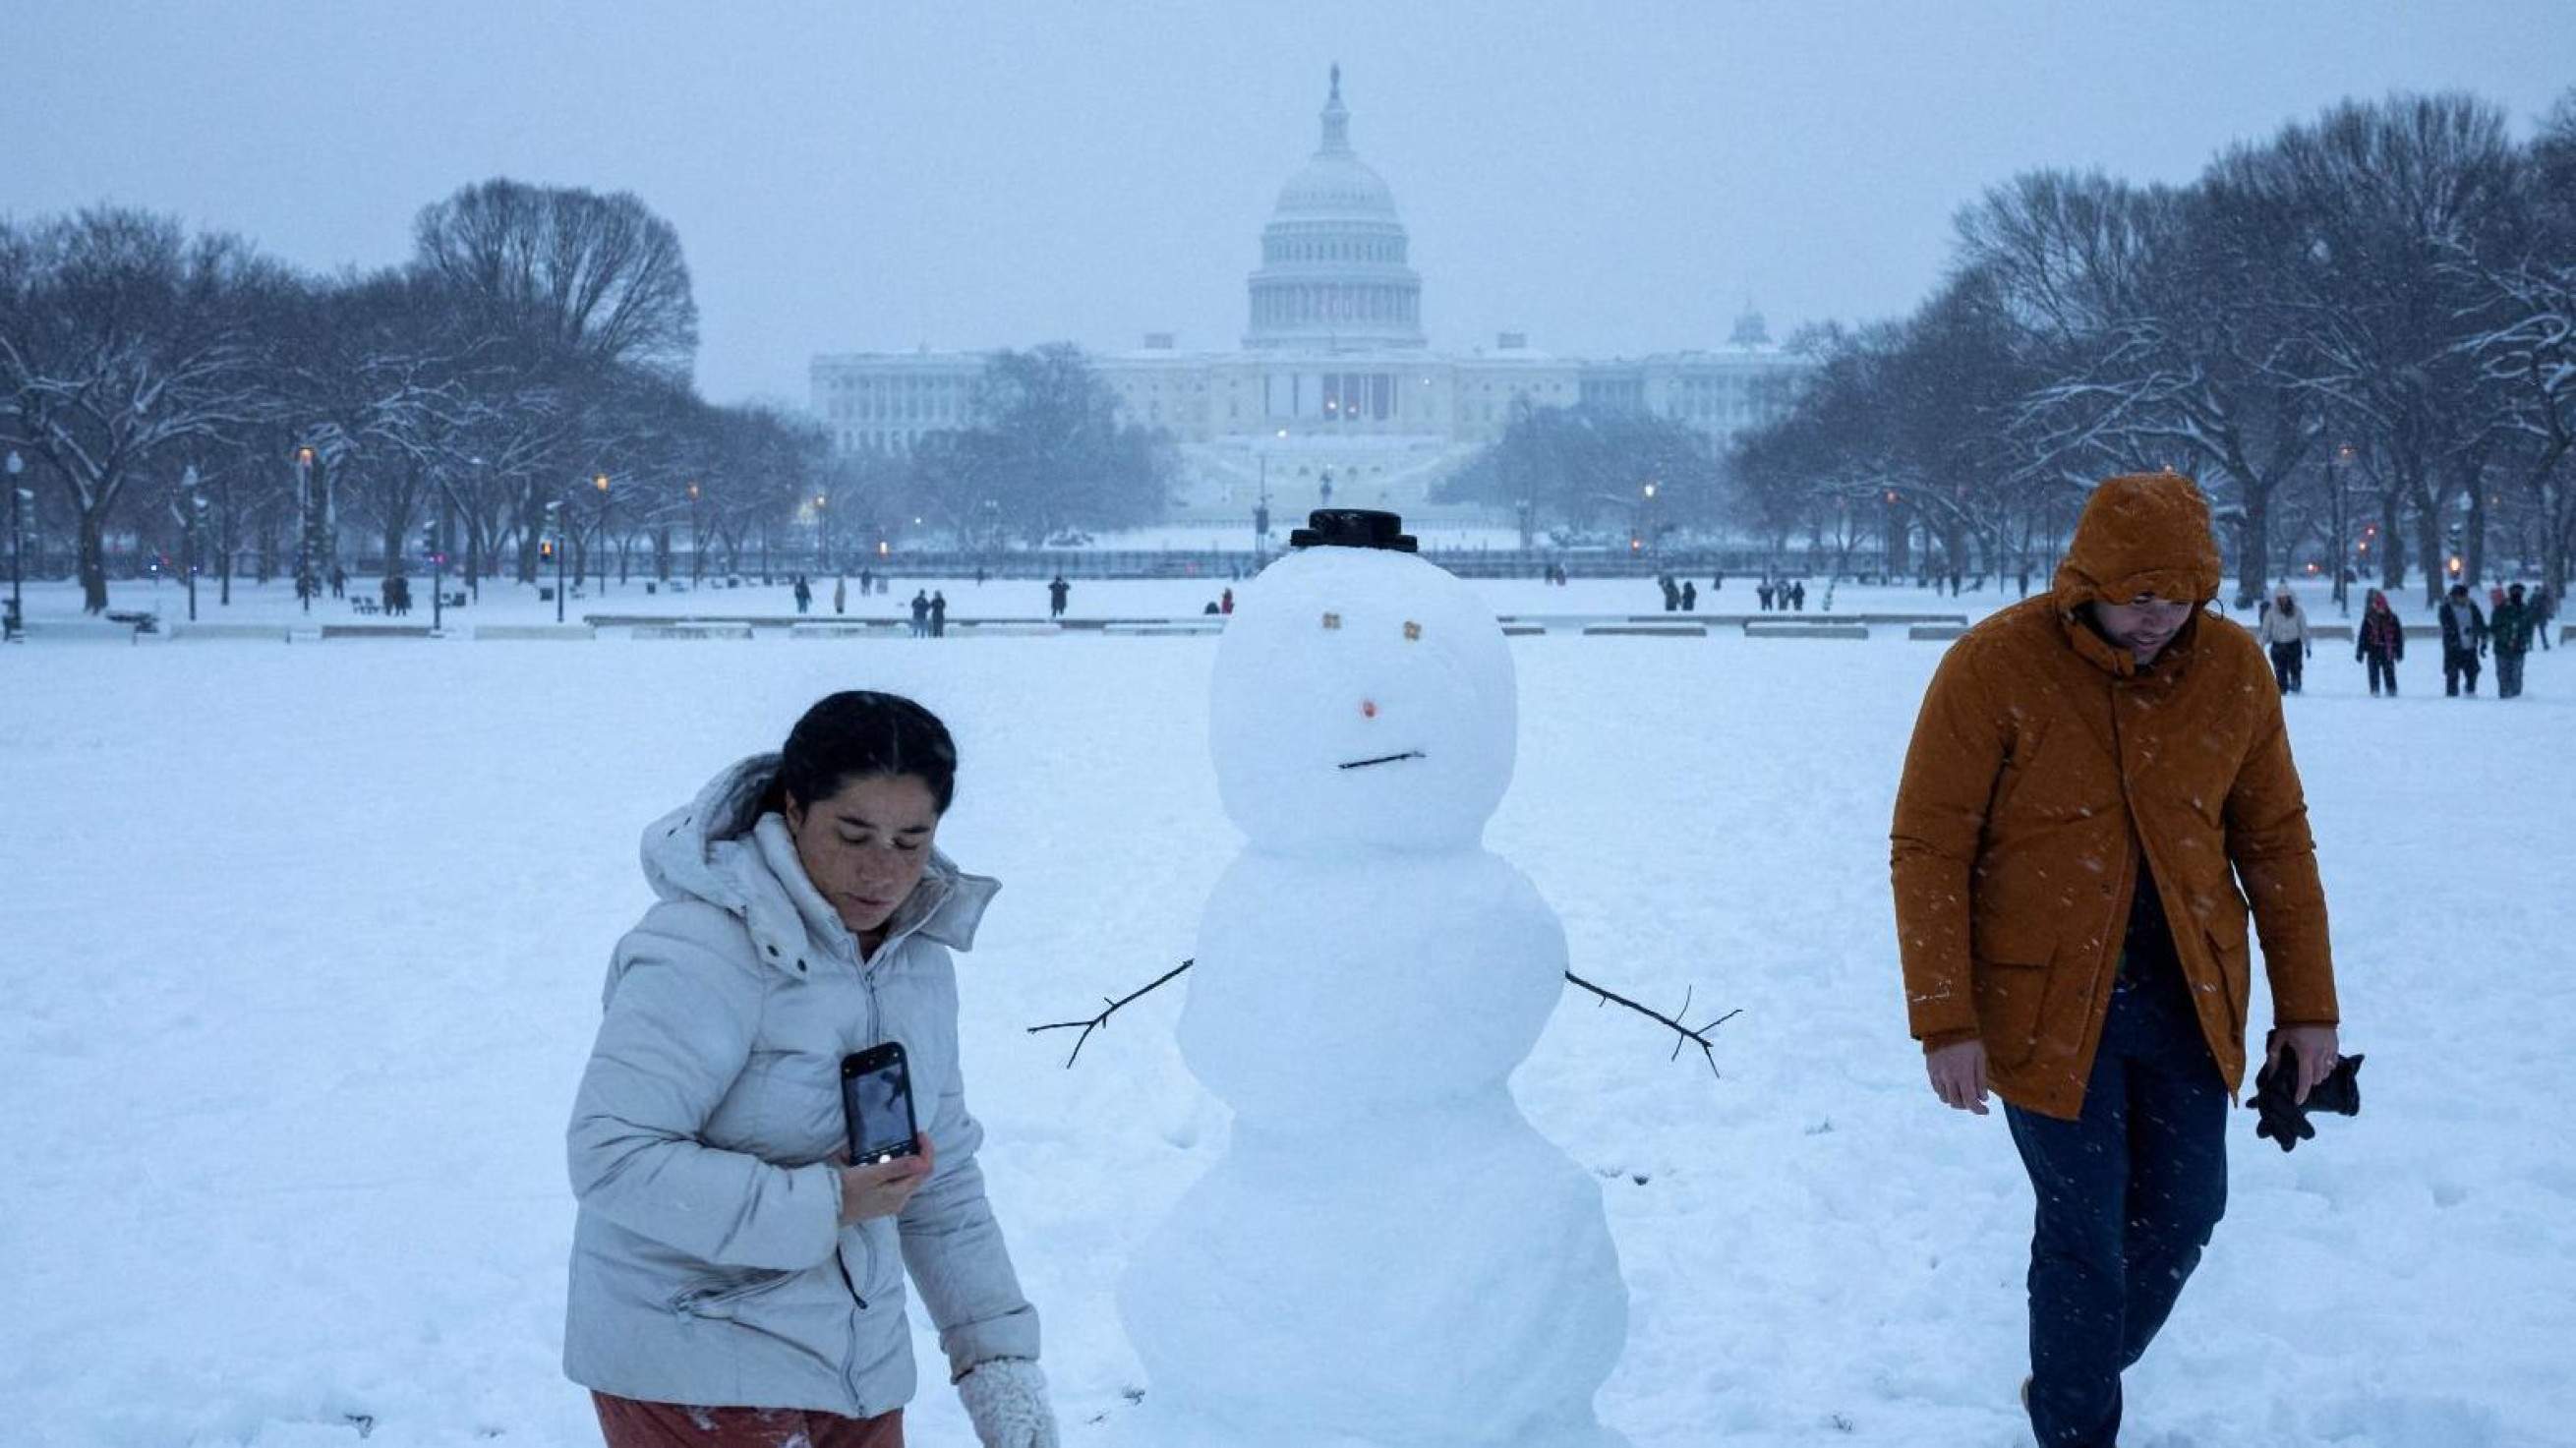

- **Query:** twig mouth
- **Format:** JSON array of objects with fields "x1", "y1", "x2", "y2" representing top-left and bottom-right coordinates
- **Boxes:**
[{"x1": 1338, "y1": 750, "x2": 1427, "y2": 771}]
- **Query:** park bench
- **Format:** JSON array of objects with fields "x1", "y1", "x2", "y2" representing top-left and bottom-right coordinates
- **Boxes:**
[{"x1": 103, "y1": 609, "x2": 160, "y2": 636}]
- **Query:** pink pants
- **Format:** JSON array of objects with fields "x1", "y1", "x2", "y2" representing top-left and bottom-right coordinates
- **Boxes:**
[{"x1": 592, "y1": 1392, "x2": 904, "y2": 1448}]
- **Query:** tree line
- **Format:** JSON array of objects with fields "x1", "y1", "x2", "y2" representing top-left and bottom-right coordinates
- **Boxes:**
[
  {"x1": 1733, "y1": 89, "x2": 2576, "y2": 608},
  {"x1": 1, "y1": 180, "x2": 1173, "y2": 614}
]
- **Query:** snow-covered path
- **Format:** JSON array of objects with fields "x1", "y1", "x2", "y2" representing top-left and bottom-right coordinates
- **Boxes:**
[{"x1": 3, "y1": 622, "x2": 2568, "y2": 1446}]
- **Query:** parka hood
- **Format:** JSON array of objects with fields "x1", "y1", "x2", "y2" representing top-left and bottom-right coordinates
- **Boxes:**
[
  {"x1": 2051, "y1": 472, "x2": 2224, "y2": 614},
  {"x1": 638, "y1": 752, "x2": 997, "y2": 970}
]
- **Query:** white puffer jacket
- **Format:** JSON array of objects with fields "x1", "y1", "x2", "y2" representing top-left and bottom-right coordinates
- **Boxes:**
[{"x1": 562, "y1": 754, "x2": 1036, "y2": 1417}]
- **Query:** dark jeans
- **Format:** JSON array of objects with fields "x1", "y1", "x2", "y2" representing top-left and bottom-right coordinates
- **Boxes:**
[
  {"x1": 2266, "y1": 641, "x2": 2303, "y2": 694},
  {"x1": 2364, "y1": 653, "x2": 2398, "y2": 695},
  {"x1": 2444, "y1": 647, "x2": 2482, "y2": 696},
  {"x1": 2005, "y1": 971, "x2": 2229, "y2": 1448},
  {"x1": 2497, "y1": 651, "x2": 2525, "y2": 698}
]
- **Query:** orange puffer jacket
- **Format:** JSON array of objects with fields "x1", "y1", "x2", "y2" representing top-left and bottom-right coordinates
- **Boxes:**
[{"x1": 1891, "y1": 473, "x2": 2339, "y2": 1120}]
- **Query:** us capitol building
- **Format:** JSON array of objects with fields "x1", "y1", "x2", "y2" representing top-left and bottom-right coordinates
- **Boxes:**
[{"x1": 810, "y1": 68, "x2": 1812, "y2": 531}]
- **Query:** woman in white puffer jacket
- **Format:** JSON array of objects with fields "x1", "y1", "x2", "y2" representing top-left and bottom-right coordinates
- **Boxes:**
[{"x1": 563, "y1": 691, "x2": 1058, "y2": 1448}]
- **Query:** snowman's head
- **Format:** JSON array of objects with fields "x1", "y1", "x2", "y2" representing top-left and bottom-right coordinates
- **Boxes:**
[{"x1": 1208, "y1": 539, "x2": 1516, "y2": 852}]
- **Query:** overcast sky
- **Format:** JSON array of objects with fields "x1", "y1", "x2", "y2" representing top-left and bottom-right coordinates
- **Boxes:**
[{"x1": 9, "y1": 2, "x2": 2569, "y2": 406}]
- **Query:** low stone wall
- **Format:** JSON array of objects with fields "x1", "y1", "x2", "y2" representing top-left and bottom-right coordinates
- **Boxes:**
[
  {"x1": 169, "y1": 622, "x2": 293, "y2": 643},
  {"x1": 1101, "y1": 622, "x2": 1224, "y2": 637},
  {"x1": 474, "y1": 624, "x2": 596, "y2": 641},
  {"x1": 631, "y1": 622, "x2": 755, "y2": 641},
  {"x1": 1583, "y1": 623, "x2": 1707, "y2": 638},
  {"x1": 1744, "y1": 622, "x2": 1869, "y2": 640},
  {"x1": 788, "y1": 622, "x2": 904, "y2": 640}
]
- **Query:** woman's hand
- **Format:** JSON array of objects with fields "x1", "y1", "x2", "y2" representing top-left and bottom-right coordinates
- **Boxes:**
[{"x1": 837, "y1": 1133, "x2": 937, "y2": 1225}]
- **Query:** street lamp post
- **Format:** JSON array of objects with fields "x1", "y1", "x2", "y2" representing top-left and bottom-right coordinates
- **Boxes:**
[
  {"x1": 183, "y1": 465, "x2": 204, "y2": 623},
  {"x1": 426, "y1": 518, "x2": 445, "y2": 633},
  {"x1": 2326, "y1": 442, "x2": 2354, "y2": 616},
  {"x1": 6, "y1": 450, "x2": 26, "y2": 642},
  {"x1": 294, "y1": 446, "x2": 319, "y2": 614},
  {"x1": 593, "y1": 474, "x2": 612, "y2": 595},
  {"x1": 813, "y1": 492, "x2": 831, "y2": 574},
  {"x1": 686, "y1": 482, "x2": 703, "y2": 585},
  {"x1": 546, "y1": 499, "x2": 567, "y2": 623},
  {"x1": 1255, "y1": 460, "x2": 1272, "y2": 558},
  {"x1": 1319, "y1": 467, "x2": 1334, "y2": 511}
]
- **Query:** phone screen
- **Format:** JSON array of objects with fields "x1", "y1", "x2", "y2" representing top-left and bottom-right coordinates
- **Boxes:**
[{"x1": 842, "y1": 1051, "x2": 918, "y2": 1165}]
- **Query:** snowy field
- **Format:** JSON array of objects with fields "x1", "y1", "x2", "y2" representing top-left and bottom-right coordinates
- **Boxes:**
[{"x1": 3, "y1": 602, "x2": 2571, "y2": 1447}]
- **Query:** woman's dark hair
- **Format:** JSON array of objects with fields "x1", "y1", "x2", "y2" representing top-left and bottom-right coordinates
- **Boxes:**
[{"x1": 774, "y1": 691, "x2": 958, "y2": 815}]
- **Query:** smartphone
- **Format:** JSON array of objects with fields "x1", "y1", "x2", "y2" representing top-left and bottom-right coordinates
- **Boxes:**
[{"x1": 841, "y1": 1043, "x2": 921, "y2": 1167}]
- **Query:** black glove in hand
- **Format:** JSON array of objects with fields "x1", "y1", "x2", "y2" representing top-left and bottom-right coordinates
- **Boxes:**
[{"x1": 2249, "y1": 1050, "x2": 2364, "y2": 1153}]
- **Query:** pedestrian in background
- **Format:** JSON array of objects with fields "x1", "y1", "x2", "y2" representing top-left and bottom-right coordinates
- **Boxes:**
[
  {"x1": 2356, "y1": 589, "x2": 2404, "y2": 697},
  {"x1": 2255, "y1": 587, "x2": 2311, "y2": 694},
  {"x1": 2489, "y1": 583, "x2": 2537, "y2": 699},
  {"x1": 2438, "y1": 584, "x2": 2488, "y2": 697}
]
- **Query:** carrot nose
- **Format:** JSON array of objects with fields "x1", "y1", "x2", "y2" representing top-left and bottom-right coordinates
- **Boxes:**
[{"x1": 1360, "y1": 699, "x2": 1378, "y2": 720}]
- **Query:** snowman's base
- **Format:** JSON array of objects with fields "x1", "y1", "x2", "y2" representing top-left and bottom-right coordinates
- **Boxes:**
[
  {"x1": 1083, "y1": 1398, "x2": 1630, "y2": 1448},
  {"x1": 1117, "y1": 1099, "x2": 1629, "y2": 1448}
]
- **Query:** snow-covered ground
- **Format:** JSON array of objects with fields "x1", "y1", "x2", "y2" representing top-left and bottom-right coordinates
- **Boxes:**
[{"x1": 3, "y1": 594, "x2": 2569, "y2": 1447}]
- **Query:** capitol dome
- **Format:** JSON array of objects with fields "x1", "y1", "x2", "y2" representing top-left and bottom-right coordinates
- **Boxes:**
[{"x1": 1245, "y1": 66, "x2": 1426, "y2": 352}]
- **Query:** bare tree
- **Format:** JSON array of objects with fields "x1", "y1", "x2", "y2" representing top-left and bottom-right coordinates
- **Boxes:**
[
  {"x1": 2235, "y1": 94, "x2": 2525, "y2": 605},
  {"x1": 412, "y1": 178, "x2": 699, "y2": 381},
  {"x1": 0, "y1": 209, "x2": 287, "y2": 611}
]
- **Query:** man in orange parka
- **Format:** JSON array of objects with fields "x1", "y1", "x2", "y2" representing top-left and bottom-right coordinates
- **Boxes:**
[{"x1": 1892, "y1": 472, "x2": 2344, "y2": 1447}]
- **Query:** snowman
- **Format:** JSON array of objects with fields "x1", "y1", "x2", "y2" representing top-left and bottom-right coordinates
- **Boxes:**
[{"x1": 1117, "y1": 510, "x2": 1630, "y2": 1447}]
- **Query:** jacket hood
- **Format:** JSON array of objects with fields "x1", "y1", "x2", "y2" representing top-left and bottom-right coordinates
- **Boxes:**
[
  {"x1": 2051, "y1": 472, "x2": 2224, "y2": 614},
  {"x1": 638, "y1": 752, "x2": 998, "y2": 971}
]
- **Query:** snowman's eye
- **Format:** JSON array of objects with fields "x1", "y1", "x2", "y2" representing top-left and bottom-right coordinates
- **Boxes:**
[
  {"x1": 1403, "y1": 620, "x2": 1423, "y2": 641},
  {"x1": 1321, "y1": 611, "x2": 1342, "y2": 630}
]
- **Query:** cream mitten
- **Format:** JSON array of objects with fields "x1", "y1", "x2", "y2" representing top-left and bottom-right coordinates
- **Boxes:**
[{"x1": 957, "y1": 1358, "x2": 1060, "y2": 1448}]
